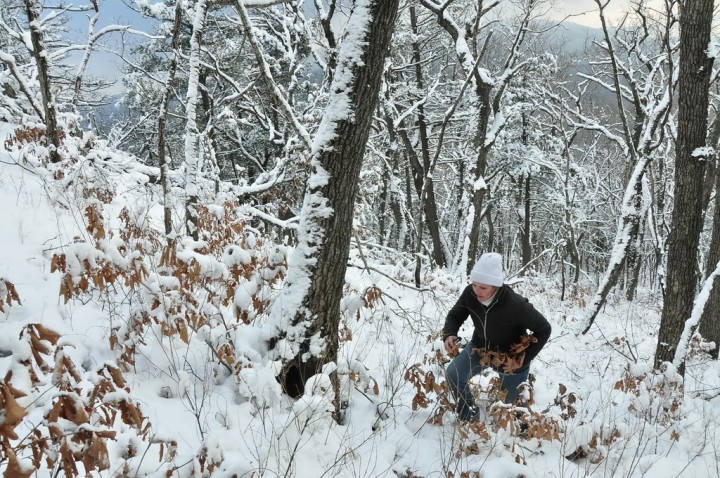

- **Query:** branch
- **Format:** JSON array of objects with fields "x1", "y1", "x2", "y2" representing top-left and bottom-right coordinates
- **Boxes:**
[
  {"x1": 594, "y1": 0, "x2": 637, "y2": 163},
  {"x1": 0, "y1": 50, "x2": 45, "y2": 119},
  {"x1": 233, "y1": 0, "x2": 313, "y2": 150}
]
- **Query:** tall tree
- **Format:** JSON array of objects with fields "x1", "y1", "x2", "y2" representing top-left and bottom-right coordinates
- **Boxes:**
[
  {"x1": 655, "y1": 0, "x2": 714, "y2": 370},
  {"x1": 404, "y1": 5, "x2": 449, "y2": 269},
  {"x1": 578, "y1": 0, "x2": 677, "y2": 333},
  {"x1": 267, "y1": 0, "x2": 400, "y2": 411},
  {"x1": 23, "y1": 0, "x2": 60, "y2": 163},
  {"x1": 158, "y1": 1, "x2": 184, "y2": 239},
  {"x1": 700, "y1": 157, "x2": 720, "y2": 359},
  {"x1": 419, "y1": 0, "x2": 548, "y2": 274},
  {"x1": 184, "y1": 0, "x2": 209, "y2": 240}
]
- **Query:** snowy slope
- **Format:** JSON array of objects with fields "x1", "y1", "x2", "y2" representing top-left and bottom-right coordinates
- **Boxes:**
[{"x1": 2, "y1": 119, "x2": 720, "y2": 477}]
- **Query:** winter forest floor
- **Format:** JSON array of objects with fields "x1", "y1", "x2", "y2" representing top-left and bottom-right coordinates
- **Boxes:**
[{"x1": 2, "y1": 121, "x2": 720, "y2": 478}]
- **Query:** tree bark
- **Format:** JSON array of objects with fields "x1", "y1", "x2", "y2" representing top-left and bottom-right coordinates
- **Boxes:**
[
  {"x1": 158, "y1": 2, "x2": 183, "y2": 239},
  {"x1": 184, "y1": 0, "x2": 209, "y2": 240},
  {"x1": 699, "y1": 157, "x2": 720, "y2": 359},
  {"x1": 521, "y1": 174, "x2": 532, "y2": 269},
  {"x1": 467, "y1": 80, "x2": 494, "y2": 272},
  {"x1": 23, "y1": 0, "x2": 61, "y2": 163},
  {"x1": 655, "y1": 0, "x2": 714, "y2": 371},
  {"x1": 407, "y1": 5, "x2": 447, "y2": 268},
  {"x1": 277, "y1": 0, "x2": 400, "y2": 413},
  {"x1": 697, "y1": 114, "x2": 720, "y2": 356},
  {"x1": 380, "y1": 90, "x2": 406, "y2": 249}
]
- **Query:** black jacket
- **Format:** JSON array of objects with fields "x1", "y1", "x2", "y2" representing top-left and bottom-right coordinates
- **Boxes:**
[{"x1": 442, "y1": 284, "x2": 551, "y2": 367}]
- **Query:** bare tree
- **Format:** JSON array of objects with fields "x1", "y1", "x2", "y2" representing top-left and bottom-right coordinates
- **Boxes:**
[
  {"x1": 23, "y1": 0, "x2": 61, "y2": 163},
  {"x1": 578, "y1": 0, "x2": 677, "y2": 333},
  {"x1": 158, "y1": 2, "x2": 184, "y2": 239},
  {"x1": 184, "y1": 0, "x2": 209, "y2": 240},
  {"x1": 419, "y1": 0, "x2": 551, "y2": 275},
  {"x1": 655, "y1": 0, "x2": 714, "y2": 371},
  {"x1": 269, "y1": 0, "x2": 400, "y2": 414}
]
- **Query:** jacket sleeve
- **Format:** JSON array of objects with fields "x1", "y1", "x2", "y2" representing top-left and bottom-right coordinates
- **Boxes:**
[
  {"x1": 442, "y1": 287, "x2": 471, "y2": 340},
  {"x1": 521, "y1": 302, "x2": 551, "y2": 363}
]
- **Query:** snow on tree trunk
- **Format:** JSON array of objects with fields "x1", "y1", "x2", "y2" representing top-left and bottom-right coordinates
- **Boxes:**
[
  {"x1": 158, "y1": 1, "x2": 184, "y2": 239},
  {"x1": 184, "y1": 0, "x2": 208, "y2": 240},
  {"x1": 23, "y1": 0, "x2": 60, "y2": 163},
  {"x1": 577, "y1": 0, "x2": 676, "y2": 331},
  {"x1": 420, "y1": 0, "x2": 536, "y2": 274},
  {"x1": 672, "y1": 260, "x2": 720, "y2": 369},
  {"x1": 699, "y1": 156, "x2": 720, "y2": 359},
  {"x1": 407, "y1": 5, "x2": 447, "y2": 269},
  {"x1": 655, "y1": 0, "x2": 714, "y2": 372},
  {"x1": 265, "y1": 0, "x2": 400, "y2": 403},
  {"x1": 698, "y1": 116, "x2": 720, "y2": 359},
  {"x1": 579, "y1": 158, "x2": 649, "y2": 334}
]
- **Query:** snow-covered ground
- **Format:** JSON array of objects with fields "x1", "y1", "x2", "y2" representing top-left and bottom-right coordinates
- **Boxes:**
[{"x1": 2, "y1": 119, "x2": 720, "y2": 477}]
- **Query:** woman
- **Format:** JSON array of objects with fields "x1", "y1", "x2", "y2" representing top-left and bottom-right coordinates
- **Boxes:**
[{"x1": 443, "y1": 252, "x2": 551, "y2": 422}]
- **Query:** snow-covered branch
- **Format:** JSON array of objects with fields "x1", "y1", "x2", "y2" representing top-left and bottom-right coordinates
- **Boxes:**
[{"x1": 233, "y1": 0, "x2": 313, "y2": 150}]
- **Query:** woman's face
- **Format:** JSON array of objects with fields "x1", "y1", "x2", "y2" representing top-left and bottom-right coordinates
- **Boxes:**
[{"x1": 471, "y1": 282, "x2": 497, "y2": 302}]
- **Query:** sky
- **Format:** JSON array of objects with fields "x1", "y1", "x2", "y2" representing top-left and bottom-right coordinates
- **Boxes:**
[
  {"x1": 2, "y1": 111, "x2": 720, "y2": 477},
  {"x1": 62, "y1": 1, "x2": 155, "y2": 95}
]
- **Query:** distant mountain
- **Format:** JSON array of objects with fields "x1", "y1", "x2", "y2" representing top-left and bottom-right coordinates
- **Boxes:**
[
  {"x1": 551, "y1": 21, "x2": 604, "y2": 53},
  {"x1": 79, "y1": 94, "x2": 127, "y2": 135}
]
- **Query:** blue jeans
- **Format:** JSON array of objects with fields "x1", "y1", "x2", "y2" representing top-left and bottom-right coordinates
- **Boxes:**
[{"x1": 446, "y1": 341, "x2": 530, "y2": 421}]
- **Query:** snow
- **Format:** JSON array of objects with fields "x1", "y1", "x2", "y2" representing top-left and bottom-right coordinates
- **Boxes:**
[
  {"x1": 3, "y1": 114, "x2": 720, "y2": 478},
  {"x1": 692, "y1": 146, "x2": 714, "y2": 159},
  {"x1": 708, "y1": 38, "x2": 720, "y2": 59},
  {"x1": 183, "y1": 0, "x2": 208, "y2": 200}
]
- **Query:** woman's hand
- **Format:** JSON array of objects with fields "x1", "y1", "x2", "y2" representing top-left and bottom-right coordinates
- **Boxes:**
[{"x1": 444, "y1": 335, "x2": 460, "y2": 355}]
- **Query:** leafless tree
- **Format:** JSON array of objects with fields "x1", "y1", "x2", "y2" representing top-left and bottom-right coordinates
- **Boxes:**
[
  {"x1": 656, "y1": 0, "x2": 714, "y2": 371},
  {"x1": 271, "y1": 0, "x2": 400, "y2": 417}
]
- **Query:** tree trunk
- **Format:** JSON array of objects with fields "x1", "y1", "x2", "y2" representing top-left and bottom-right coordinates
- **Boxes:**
[
  {"x1": 655, "y1": 0, "x2": 714, "y2": 371},
  {"x1": 276, "y1": 0, "x2": 400, "y2": 414},
  {"x1": 563, "y1": 161, "x2": 581, "y2": 287},
  {"x1": 580, "y1": 160, "x2": 647, "y2": 334},
  {"x1": 466, "y1": 81, "x2": 494, "y2": 273},
  {"x1": 158, "y1": 2, "x2": 183, "y2": 239},
  {"x1": 23, "y1": 0, "x2": 61, "y2": 163},
  {"x1": 403, "y1": 5, "x2": 447, "y2": 268},
  {"x1": 699, "y1": 158, "x2": 720, "y2": 359},
  {"x1": 380, "y1": 92, "x2": 406, "y2": 249},
  {"x1": 521, "y1": 174, "x2": 532, "y2": 269},
  {"x1": 625, "y1": 216, "x2": 645, "y2": 301},
  {"x1": 398, "y1": 127, "x2": 447, "y2": 267},
  {"x1": 697, "y1": 117, "x2": 720, "y2": 355},
  {"x1": 184, "y1": 0, "x2": 209, "y2": 240}
]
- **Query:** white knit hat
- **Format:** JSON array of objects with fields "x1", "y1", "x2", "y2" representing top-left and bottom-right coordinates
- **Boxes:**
[{"x1": 469, "y1": 252, "x2": 504, "y2": 287}]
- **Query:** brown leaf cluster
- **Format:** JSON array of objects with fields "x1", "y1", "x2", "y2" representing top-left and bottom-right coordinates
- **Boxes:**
[
  {"x1": 0, "y1": 279, "x2": 22, "y2": 312},
  {"x1": 3, "y1": 125, "x2": 65, "y2": 151},
  {"x1": 0, "y1": 324, "x2": 159, "y2": 478},
  {"x1": 472, "y1": 335, "x2": 538, "y2": 373},
  {"x1": 82, "y1": 187, "x2": 114, "y2": 204},
  {"x1": 564, "y1": 427, "x2": 621, "y2": 464},
  {"x1": 404, "y1": 364, "x2": 446, "y2": 412},
  {"x1": 0, "y1": 383, "x2": 28, "y2": 440},
  {"x1": 363, "y1": 286, "x2": 383, "y2": 309},
  {"x1": 553, "y1": 383, "x2": 578, "y2": 420},
  {"x1": 613, "y1": 364, "x2": 683, "y2": 426}
]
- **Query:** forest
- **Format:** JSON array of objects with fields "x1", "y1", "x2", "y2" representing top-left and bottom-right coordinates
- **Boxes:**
[{"x1": 1, "y1": 0, "x2": 720, "y2": 477}]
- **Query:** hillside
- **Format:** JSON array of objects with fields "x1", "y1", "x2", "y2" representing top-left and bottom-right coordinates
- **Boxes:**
[{"x1": 1, "y1": 120, "x2": 719, "y2": 477}]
